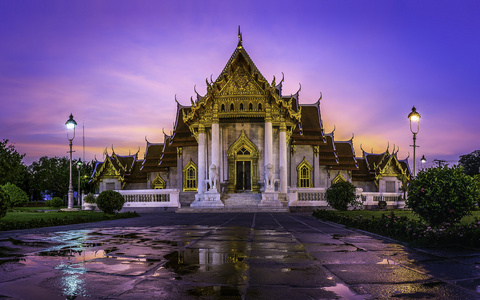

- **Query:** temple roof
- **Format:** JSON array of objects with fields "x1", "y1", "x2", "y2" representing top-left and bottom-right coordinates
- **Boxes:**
[
  {"x1": 352, "y1": 148, "x2": 411, "y2": 184},
  {"x1": 140, "y1": 140, "x2": 164, "y2": 173}
]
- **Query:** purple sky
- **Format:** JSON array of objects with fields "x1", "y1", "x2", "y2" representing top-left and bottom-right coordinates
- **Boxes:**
[{"x1": 1, "y1": 1, "x2": 479, "y2": 173}]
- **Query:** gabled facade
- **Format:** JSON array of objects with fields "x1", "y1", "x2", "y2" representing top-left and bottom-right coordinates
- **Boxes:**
[{"x1": 90, "y1": 30, "x2": 411, "y2": 210}]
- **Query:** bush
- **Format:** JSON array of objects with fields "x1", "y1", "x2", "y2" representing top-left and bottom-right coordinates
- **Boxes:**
[
  {"x1": 46, "y1": 197, "x2": 64, "y2": 208},
  {"x1": 407, "y1": 166, "x2": 479, "y2": 226},
  {"x1": 0, "y1": 187, "x2": 10, "y2": 218},
  {"x1": 2, "y1": 183, "x2": 29, "y2": 207},
  {"x1": 96, "y1": 190, "x2": 125, "y2": 214},
  {"x1": 325, "y1": 181, "x2": 359, "y2": 211},
  {"x1": 83, "y1": 193, "x2": 96, "y2": 204}
]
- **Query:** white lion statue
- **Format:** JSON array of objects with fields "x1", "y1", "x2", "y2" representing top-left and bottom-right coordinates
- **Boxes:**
[
  {"x1": 208, "y1": 164, "x2": 218, "y2": 191},
  {"x1": 264, "y1": 163, "x2": 274, "y2": 190}
]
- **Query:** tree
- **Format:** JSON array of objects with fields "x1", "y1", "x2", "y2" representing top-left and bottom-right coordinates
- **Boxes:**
[
  {"x1": 0, "y1": 139, "x2": 28, "y2": 189},
  {"x1": 28, "y1": 156, "x2": 71, "y2": 200},
  {"x1": 407, "y1": 165, "x2": 479, "y2": 226},
  {"x1": 0, "y1": 186, "x2": 10, "y2": 218},
  {"x1": 325, "y1": 181, "x2": 360, "y2": 211},
  {"x1": 459, "y1": 150, "x2": 480, "y2": 176}
]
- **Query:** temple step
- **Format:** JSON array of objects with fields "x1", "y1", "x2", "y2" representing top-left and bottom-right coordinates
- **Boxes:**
[{"x1": 222, "y1": 193, "x2": 262, "y2": 207}]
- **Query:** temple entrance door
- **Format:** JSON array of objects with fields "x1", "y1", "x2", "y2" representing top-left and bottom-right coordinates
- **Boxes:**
[
  {"x1": 235, "y1": 160, "x2": 251, "y2": 192},
  {"x1": 227, "y1": 131, "x2": 260, "y2": 193}
]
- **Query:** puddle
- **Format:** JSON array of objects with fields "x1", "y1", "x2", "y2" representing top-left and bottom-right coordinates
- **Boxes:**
[
  {"x1": 377, "y1": 258, "x2": 399, "y2": 265},
  {"x1": 324, "y1": 283, "x2": 366, "y2": 299},
  {"x1": 187, "y1": 285, "x2": 241, "y2": 297}
]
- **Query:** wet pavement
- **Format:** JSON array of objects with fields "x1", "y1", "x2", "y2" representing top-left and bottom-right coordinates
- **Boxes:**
[{"x1": 1, "y1": 213, "x2": 480, "y2": 299}]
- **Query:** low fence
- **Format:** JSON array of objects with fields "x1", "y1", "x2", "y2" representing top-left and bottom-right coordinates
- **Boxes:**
[
  {"x1": 288, "y1": 188, "x2": 328, "y2": 207},
  {"x1": 83, "y1": 189, "x2": 181, "y2": 211},
  {"x1": 288, "y1": 188, "x2": 405, "y2": 209}
]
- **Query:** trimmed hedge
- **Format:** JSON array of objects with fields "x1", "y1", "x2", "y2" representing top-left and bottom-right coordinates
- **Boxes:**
[
  {"x1": 45, "y1": 197, "x2": 64, "y2": 208},
  {"x1": 96, "y1": 190, "x2": 125, "y2": 214}
]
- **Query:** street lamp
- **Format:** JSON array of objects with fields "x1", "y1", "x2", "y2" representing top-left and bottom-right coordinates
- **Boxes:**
[
  {"x1": 420, "y1": 155, "x2": 426, "y2": 170},
  {"x1": 408, "y1": 106, "x2": 421, "y2": 177},
  {"x1": 65, "y1": 113, "x2": 77, "y2": 209},
  {"x1": 76, "y1": 159, "x2": 82, "y2": 208}
]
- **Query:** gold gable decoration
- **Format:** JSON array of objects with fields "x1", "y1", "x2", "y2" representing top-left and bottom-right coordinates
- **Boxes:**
[
  {"x1": 151, "y1": 174, "x2": 166, "y2": 189},
  {"x1": 91, "y1": 157, "x2": 124, "y2": 184},
  {"x1": 219, "y1": 65, "x2": 264, "y2": 96},
  {"x1": 374, "y1": 155, "x2": 411, "y2": 187},
  {"x1": 182, "y1": 40, "x2": 302, "y2": 136},
  {"x1": 332, "y1": 172, "x2": 347, "y2": 185}
]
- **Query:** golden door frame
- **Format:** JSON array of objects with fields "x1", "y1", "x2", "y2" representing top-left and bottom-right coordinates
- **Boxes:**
[{"x1": 227, "y1": 130, "x2": 260, "y2": 193}]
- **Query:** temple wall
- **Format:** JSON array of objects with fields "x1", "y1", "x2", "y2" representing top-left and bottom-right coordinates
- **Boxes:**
[
  {"x1": 290, "y1": 145, "x2": 314, "y2": 188},
  {"x1": 353, "y1": 180, "x2": 377, "y2": 192},
  {"x1": 166, "y1": 168, "x2": 177, "y2": 189},
  {"x1": 124, "y1": 182, "x2": 147, "y2": 190},
  {"x1": 98, "y1": 178, "x2": 121, "y2": 192},
  {"x1": 378, "y1": 176, "x2": 403, "y2": 193}
]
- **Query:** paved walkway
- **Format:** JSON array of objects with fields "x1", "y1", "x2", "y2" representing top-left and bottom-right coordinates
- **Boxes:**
[{"x1": 1, "y1": 213, "x2": 480, "y2": 299}]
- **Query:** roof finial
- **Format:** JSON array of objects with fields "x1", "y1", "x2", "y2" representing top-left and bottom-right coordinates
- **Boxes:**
[{"x1": 237, "y1": 26, "x2": 243, "y2": 49}]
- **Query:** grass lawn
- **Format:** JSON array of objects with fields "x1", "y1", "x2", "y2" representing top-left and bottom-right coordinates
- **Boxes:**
[{"x1": 334, "y1": 209, "x2": 480, "y2": 225}]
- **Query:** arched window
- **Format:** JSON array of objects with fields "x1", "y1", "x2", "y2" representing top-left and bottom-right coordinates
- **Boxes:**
[
  {"x1": 296, "y1": 157, "x2": 313, "y2": 188},
  {"x1": 249, "y1": 103, "x2": 253, "y2": 111},
  {"x1": 230, "y1": 103, "x2": 235, "y2": 111},
  {"x1": 221, "y1": 104, "x2": 225, "y2": 112},
  {"x1": 240, "y1": 103, "x2": 244, "y2": 111},
  {"x1": 183, "y1": 160, "x2": 198, "y2": 191},
  {"x1": 258, "y1": 103, "x2": 262, "y2": 111}
]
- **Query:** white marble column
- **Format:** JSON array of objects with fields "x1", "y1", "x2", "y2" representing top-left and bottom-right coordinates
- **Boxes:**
[
  {"x1": 264, "y1": 121, "x2": 273, "y2": 168},
  {"x1": 197, "y1": 125, "x2": 205, "y2": 195},
  {"x1": 211, "y1": 122, "x2": 219, "y2": 192},
  {"x1": 279, "y1": 127, "x2": 288, "y2": 193},
  {"x1": 264, "y1": 121, "x2": 273, "y2": 192}
]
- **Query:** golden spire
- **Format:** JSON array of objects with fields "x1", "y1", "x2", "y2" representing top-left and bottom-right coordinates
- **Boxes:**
[{"x1": 237, "y1": 26, "x2": 243, "y2": 49}]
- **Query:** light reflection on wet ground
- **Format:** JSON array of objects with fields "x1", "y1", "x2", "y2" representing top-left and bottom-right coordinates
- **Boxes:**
[{"x1": 1, "y1": 213, "x2": 480, "y2": 299}]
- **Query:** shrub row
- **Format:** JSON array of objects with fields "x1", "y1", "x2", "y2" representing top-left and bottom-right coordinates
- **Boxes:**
[
  {"x1": 313, "y1": 209, "x2": 480, "y2": 248},
  {"x1": 0, "y1": 211, "x2": 139, "y2": 231}
]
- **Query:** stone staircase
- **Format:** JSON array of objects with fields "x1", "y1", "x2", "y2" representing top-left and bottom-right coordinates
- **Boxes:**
[
  {"x1": 176, "y1": 192, "x2": 290, "y2": 213},
  {"x1": 223, "y1": 193, "x2": 262, "y2": 208}
]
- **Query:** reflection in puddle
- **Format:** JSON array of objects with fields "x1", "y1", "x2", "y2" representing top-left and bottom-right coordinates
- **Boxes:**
[
  {"x1": 55, "y1": 262, "x2": 87, "y2": 299},
  {"x1": 324, "y1": 283, "x2": 366, "y2": 299}
]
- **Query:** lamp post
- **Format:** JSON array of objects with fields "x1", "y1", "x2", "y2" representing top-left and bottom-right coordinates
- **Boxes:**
[
  {"x1": 76, "y1": 159, "x2": 82, "y2": 208},
  {"x1": 65, "y1": 113, "x2": 77, "y2": 209},
  {"x1": 408, "y1": 106, "x2": 421, "y2": 177}
]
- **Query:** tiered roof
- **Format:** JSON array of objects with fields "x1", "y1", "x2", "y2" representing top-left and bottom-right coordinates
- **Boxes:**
[
  {"x1": 353, "y1": 146, "x2": 411, "y2": 185},
  {"x1": 90, "y1": 150, "x2": 146, "y2": 187}
]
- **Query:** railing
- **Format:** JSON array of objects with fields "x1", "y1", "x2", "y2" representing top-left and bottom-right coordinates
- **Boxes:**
[
  {"x1": 83, "y1": 189, "x2": 180, "y2": 210},
  {"x1": 373, "y1": 195, "x2": 402, "y2": 202},
  {"x1": 288, "y1": 188, "x2": 327, "y2": 206},
  {"x1": 288, "y1": 188, "x2": 405, "y2": 209}
]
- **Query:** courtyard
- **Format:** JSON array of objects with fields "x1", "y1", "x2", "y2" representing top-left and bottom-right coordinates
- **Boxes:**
[{"x1": 1, "y1": 213, "x2": 480, "y2": 299}]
